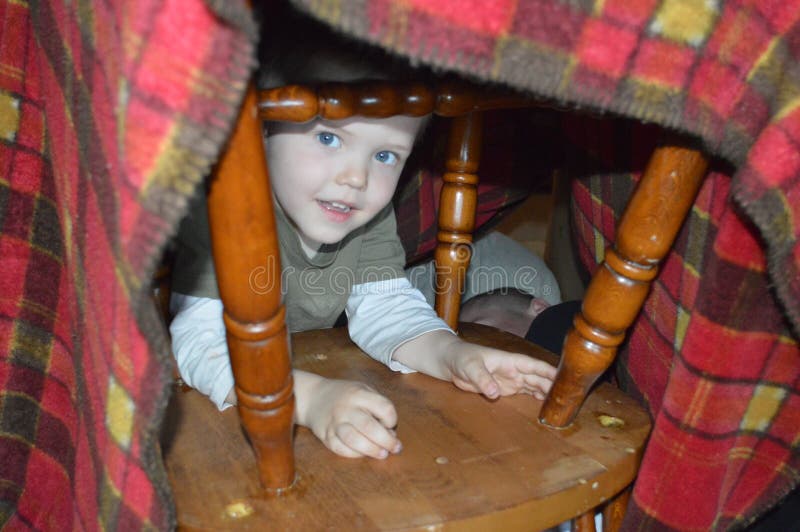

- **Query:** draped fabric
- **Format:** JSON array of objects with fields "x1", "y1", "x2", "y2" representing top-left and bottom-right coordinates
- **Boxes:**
[
  {"x1": 2, "y1": 0, "x2": 798, "y2": 530},
  {"x1": 0, "y1": 1, "x2": 255, "y2": 528}
]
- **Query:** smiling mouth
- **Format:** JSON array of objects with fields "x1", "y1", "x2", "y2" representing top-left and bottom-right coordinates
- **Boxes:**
[{"x1": 317, "y1": 200, "x2": 353, "y2": 213}]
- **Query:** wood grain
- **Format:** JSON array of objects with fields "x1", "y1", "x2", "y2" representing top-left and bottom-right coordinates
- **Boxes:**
[
  {"x1": 207, "y1": 84, "x2": 295, "y2": 490},
  {"x1": 434, "y1": 112, "x2": 482, "y2": 329},
  {"x1": 603, "y1": 486, "x2": 632, "y2": 532},
  {"x1": 164, "y1": 324, "x2": 650, "y2": 531},
  {"x1": 258, "y1": 81, "x2": 551, "y2": 123}
]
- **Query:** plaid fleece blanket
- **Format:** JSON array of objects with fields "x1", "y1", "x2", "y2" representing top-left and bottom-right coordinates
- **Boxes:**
[
  {"x1": 3, "y1": 0, "x2": 798, "y2": 530},
  {"x1": 0, "y1": 0, "x2": 255, "y2": 529},
  {"x1": 288, "y1": 0, "x2": 800, "y2": 530}
]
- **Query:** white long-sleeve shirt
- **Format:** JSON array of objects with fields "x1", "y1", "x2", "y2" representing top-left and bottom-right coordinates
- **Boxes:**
[{"x1": 169, "y1": 277, "x2": 452, "y2": 410}]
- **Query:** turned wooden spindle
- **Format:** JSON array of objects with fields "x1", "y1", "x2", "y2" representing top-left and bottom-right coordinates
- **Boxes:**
[
  {"x1": 539, "y1": 145, "x2": 708, "y2": 427},
  {"x1": 434, "y1": 112, "x2": 483, "y2": 329},
  {"x1": 259, "y1": 82, "x2": 435, "y2": 122},
  {"x1": 603, "y1": 486, "x2": 632, "y2": 532},
  {"x1": 435, "y1": 80, "x2": 539, "y2": 116},
  {"x1": 207, "y1": 84, "x2": 295, "y2": 490},
  {"x1": 258, "y1": 80, "x2": 542, "y2": 123},
  {"x1": 573, "y1": 512, "x2": 597, "y2": 532}
]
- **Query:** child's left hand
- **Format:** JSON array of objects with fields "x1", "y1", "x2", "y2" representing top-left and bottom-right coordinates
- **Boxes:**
[
  {"x1": 393, "y1": 330, "x2": 557, "y2": 400},
  {"x1": 446, "y1": 341, "x2": 557, "y2": 400}
]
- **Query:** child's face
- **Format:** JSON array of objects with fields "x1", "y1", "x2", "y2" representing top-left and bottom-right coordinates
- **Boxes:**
[{"x1": 267, "y1": 115, "x2": 423, "y2": 252}]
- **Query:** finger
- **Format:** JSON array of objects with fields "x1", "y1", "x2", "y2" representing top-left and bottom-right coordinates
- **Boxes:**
[
  {"x1": 350, "y1": 409, "x2": 403, "y2": 454},
  {"x1": 517, "y1": 357, "x2": 558, "y2": 380},
  {"x1": 463, "y1": 361, "x2": 501, "y2": 399},
  {"x1": 326, "y1": 432, "x2": 367, "y2": 458},
  {"x1": 481, "y1": 349, "x2": 557, "y2": 379},
  {"x1": 354, "y1": 391, "x2": 398, "y2": 430},
  {"x1": 452, "y1": 376, "x2": 480, "y2": 394},
  {"x1": 522, "y1": 372, "x2": 555, "y2": 394},
  {"x1": 336, "y1": 407, "x2": 403, "y2": 459},
  {"x1": 333, "y1": 422, "x2": 391, "y2": 459}
]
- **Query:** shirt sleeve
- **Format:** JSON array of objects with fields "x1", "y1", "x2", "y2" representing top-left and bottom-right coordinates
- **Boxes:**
[
  {"x1": 346, "y1": 277, "x2": 454, "y2": 372},
  {"x1": 169, "y1": 293, "x2": 234, "y2": 410}
]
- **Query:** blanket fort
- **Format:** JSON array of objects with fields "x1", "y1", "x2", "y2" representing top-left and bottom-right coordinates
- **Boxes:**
[{"x1": 0, "y1": 0, "x2": 797, "y2": 530}]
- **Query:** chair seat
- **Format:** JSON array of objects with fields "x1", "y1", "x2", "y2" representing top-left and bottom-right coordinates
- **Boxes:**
[{"x1": 163, "y1": 324, "x2": 651, "y2": 530}]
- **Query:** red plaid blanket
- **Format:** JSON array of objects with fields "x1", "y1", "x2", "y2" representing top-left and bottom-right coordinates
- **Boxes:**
[
  {"x1": 289, "y1": 0, "x2": 800, "y2": 529},
  {"x1": 0, "y1": 0, "x2": 255, "y2": 528},
  {"x1": 3, "y1": 0, "x2": 798, "y2": 530}
]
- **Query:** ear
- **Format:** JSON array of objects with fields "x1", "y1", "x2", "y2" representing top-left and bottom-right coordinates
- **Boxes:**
[{"x1": 526, "y1": 297, "x2": 550, "y2": 318}]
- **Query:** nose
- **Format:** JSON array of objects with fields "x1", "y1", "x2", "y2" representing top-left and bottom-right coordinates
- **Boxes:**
[{"x1": 334, "y1": 163, "x2": 368, "y2": 190}]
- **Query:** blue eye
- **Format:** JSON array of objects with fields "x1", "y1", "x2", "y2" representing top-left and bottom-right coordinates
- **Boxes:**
[
  {"x1": 375, "y1": 151, "x2": 398, "y2": 165},
  {"x1": 317, "y1": 132, "x2": 341, "y2": 148}
]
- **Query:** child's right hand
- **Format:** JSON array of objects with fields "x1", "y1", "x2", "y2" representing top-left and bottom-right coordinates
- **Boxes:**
[{"x1": 293, "y1": 370, "x2": 402, "y2": 459}]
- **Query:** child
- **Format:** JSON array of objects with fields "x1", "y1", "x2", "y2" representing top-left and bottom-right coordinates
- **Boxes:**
[{"x1": 169, "y1": 11, "x2": 556, "y2": 461}]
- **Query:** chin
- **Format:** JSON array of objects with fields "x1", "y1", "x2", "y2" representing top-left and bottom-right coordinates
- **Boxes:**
[{"x1": 303, "y1": 228, "x2": 351, "y2": 246}]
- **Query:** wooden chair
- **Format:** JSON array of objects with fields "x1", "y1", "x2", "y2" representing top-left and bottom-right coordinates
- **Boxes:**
[{"x1": 162, "y1": 77, "x2": 707, "y2": 530}]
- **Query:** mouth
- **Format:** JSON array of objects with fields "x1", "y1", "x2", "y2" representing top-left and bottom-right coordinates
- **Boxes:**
[{"x1": 317, "y1": 200, "x2": 354, "y2": 213}]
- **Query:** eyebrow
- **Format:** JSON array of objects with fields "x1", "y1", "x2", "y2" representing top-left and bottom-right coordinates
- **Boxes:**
[{"x1": 380, "y1": 142, "x2": 414, "y2": 153}]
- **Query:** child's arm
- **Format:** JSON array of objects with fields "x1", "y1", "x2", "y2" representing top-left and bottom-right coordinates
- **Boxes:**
[
  {"x1": 169, "y1": 293, "x2": 236, "y2": 410},
  {"x1": 347, "y1": 279, "x2": 556, "y2": 400},
  {"x1": 169, "y1": 293, "x2": 401, "y2": 459}
]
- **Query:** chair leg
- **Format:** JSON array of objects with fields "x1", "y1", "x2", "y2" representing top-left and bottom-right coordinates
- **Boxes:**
[
  {"x1": 207, "y1": 83, "x2": 295, "y2": 490},
  {"x1": 573, "y1": 510, "x2": 597, "y2": 532},
  {"x1": 603, "y1": 486, "x2": 632, "y2": 532},
  {"x1": 540, "y1": 145, "x2": 708, "y2": 427},
  {"x1": 434, "y1": 112, "x2": 483, "y2": 328}
]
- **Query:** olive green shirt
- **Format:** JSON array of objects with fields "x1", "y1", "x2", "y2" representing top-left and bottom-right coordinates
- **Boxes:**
[{"x1": 171, "y1": 191, "x2": 406, "y2": 332}]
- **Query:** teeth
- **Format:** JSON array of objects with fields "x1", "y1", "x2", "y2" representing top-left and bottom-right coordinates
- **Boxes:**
[{"x1": 324, "y1": 201, "x2": 351, "y2": 212}]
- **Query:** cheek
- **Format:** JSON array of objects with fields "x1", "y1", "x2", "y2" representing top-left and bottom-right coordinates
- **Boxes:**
[
  {"x1": 265, "y1": 143, "x2": 290, "y2": 186},
  {"x1": 369, "y1": 170, "x2": 402, "y2": 202},
  {"x1": 268, "y1": 147, "x2": 324, "y2": 192},
  {"x1": 367, "y1": 182, "x2": 397, "y2": 210}
]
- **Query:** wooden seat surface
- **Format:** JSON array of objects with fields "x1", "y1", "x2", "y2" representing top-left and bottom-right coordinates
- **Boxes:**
[{"x1": 164, "y1": 324, "x2": 650, "y2": 531}]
